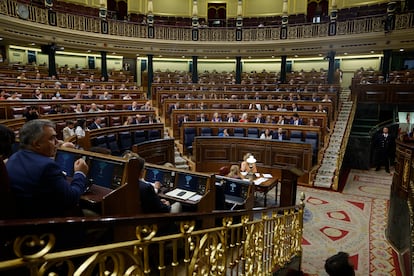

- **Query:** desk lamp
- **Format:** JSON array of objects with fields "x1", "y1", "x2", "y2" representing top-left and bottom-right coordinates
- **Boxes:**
[{"x1": 246, "y1": 155, "x2": 257, "y2": 181}]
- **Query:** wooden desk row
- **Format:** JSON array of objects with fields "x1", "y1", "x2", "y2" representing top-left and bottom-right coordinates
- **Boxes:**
[
  {"x1": 0, "y1": 87, "x2": 146, "y2": 100},
  {"x1": 1, "y1": 110, "x2": 157, "y2": 139},
  {"x1": 154, "y1": 88, "x2": 339, "y2": 109},
  {"x1": 78, "y1": 123, "x2": 164, "y2": 151},
  {"x1": 193, "y1": 136, "x2": 313, "y2": 186},
  {"x1": 350, "y1": 84, "x2": 414, "y2": 104},
  {"x1": 0, "y1": 99, "x2": 151, "y2": 120},
  {"x1": 172, "y1": 110, "x2": 328, "y2": 141},
  {"x1": 55, "y1": 148, "x2": 217, "y2": 228},
  {"x1": 162, "y1": 98, "x2": 335, "y2": 123}
]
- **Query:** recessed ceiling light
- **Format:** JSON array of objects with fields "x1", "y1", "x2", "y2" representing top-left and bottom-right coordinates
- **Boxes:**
[
  {"x1": 271, "y1": 56, "x2": 275, "y2": 58},
  {"x1": 344, "y1": 52, "x2": 348, "y2": 55},
  {"x1": 182, "y1": 55, "x2": 185, "y2": 58},
  {"x1": 87, "y1": 50, "x2": 91, "y2": 53},
  {"x1": 318, "y1": 53, "x2": 322, "y2": 56},
  {"x1": 112, "y1": 52, "x2": 116, "y2": 54},
  {"x1": 294, "y1": 55, "x2": 298, "y2": 58},
  {"x1": 400, "y1": 48, "x2": 404, "y2": 52},
  {"x1": 204, "y1": 56, "x2": 207, "y2": 59},
  {"x1": 370, "y1": 50, "x2": 375, "y2": 53}
]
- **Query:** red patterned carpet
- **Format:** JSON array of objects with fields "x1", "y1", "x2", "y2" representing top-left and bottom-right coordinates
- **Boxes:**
[{"x1": 299, "y1": 169, "x2": 401, "y2": 276}]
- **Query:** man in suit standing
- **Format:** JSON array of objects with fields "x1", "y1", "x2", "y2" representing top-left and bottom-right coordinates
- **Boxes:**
[
  {"x1": 375, "y1": 127, "x2": 393, "y2": 173},
  {"x1": 6, "y1": 119, "x2": 89, "y2": 218}
]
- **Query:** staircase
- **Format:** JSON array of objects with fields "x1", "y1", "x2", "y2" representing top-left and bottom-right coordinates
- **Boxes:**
[
  {"x1": 313, "y1": 89, "x2": 355, "y2": 189},
  {"x1": 174, "y1": 145, "x2": 190, "y2": 170}
]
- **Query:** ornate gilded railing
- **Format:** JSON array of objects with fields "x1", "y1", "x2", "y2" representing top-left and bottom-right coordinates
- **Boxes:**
[
  {"x1": 0, "y1": 200, "x2": 305, "y2": 275},
  {"x1": 0, "y1": 0, "x2": 413, "y2": 42},
  {"x1": 408, "y1": 178, "x2": 414, "y2": 275}
]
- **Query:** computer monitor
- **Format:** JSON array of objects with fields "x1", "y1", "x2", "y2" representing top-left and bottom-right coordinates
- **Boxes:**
[
  {"x1": 216, "y1": 175, "x2": 249, "y2": 199},
  {"x1": 175, "y1": 172, "x2": 207, "y2": 194},
  {"x1": 55, "y1": 150, "x2": 81, "y2": 177},
  {"x1": 144, "y1": 167, "x2": 175, "y2": 188},
  {"x1": 88, "y1": 157, "x2": 125, "y2": 189}
]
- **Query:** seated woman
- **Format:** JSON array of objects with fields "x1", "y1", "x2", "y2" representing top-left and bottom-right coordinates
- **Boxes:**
[
  {"x1": 227, "y1": 165, "x2": 243, "y2": 179},
  {"x1": 240, "y1": 153, "x2": 258, "y2": 174}
]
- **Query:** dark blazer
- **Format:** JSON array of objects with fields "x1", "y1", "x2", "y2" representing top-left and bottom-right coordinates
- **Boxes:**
[
  {"x1": 290, "y1": 118, "x2": 303, "y2": 125},
  {"x1": 6, "y1": 149, "x2": 87, "y2": 218},
  {"x1": 273, "y1": 132, "x2": 287, "y2": 141},
  {"x1": 88, "y1": 122, "x2": 101, "y2": 130},
  {"x1": 252, "y1": 117, "x2": 265, "y2": 124},
  {"x1": 139, "y1": 180, "x2": 170, "y2": 213}
]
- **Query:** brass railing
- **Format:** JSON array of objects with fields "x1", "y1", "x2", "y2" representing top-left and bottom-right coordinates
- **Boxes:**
[
  {"x1": 0, "y1": 200, "x2": 305, "y2": 275},
  {"x1": 1, "y1": 0, "x2": 413, "y2": 41}
]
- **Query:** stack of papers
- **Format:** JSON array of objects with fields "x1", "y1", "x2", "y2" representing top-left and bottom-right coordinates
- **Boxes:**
[{"x1": 254, "y1": 178, "x2": 268, "y2": 185}]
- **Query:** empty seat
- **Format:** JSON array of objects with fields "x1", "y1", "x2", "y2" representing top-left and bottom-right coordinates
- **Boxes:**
[
  {"x1": 184, "y1": 127, "x2": 196, "y2": 155},
  {"x1": 200, "y1": 127, "x2": 212, "y2": 136},
  {"x1": 247, "y1": 128, "x2": 259, "y2": 138},
  {"x1": 92, "y1": 135, "x2": 108, "y2": 148},
  {"x1": 305, "y1": 132, "x2": 319, "y2": 164},
  {"x1": 106, "y1": 134, "x2": 120, "y2": 155},
  {"x1": 148, "y1": 129, "x2": 161, "y2": 140},
  {"x1": 11, "y1": 107, "x2": 27, "y2": 119},
  {"x1": 134, "y1": 130, "x2": 147, "y2": 144},
  {"x1": 110, "y1": 116, "x2": 122, "y2": 126},
  {"x1": 119, "y1": 131, "x2": 132, "y2": 152},
  {"x1": 290, "y1": 130, "x2": 303, "y2": 142},
  {"x1": 233, "y1": 128, "x2": 245, "y2": 137}
]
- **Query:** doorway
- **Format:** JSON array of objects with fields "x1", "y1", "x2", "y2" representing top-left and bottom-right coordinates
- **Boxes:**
[{"x1": 208, "y1": 3, "x2": 227, "y2": 27}]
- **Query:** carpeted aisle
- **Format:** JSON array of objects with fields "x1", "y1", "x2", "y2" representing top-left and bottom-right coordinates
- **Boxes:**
[{"x1": 298, "y1": 169, "x2": 401, "y2": 276}]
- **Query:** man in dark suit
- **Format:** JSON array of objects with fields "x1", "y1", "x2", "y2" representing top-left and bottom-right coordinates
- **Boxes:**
[
  {"x1": 178, "y1": 114, "x2": 190, "y2": 127},
  {"x1": 197, "y1": 113, "x2": 207, "y2": 122},
  {"x1": 128, "y1": 101, "x2": 140, "y2": 111},
  {"x1": 6, "y1": 119, "x2": 89, "y2": 218},
  {"x1": 252, "y1": 112, "x2": 264, "y2": 124},
  {"x1": 124, "y1": 152, "x2": 178, "y2": 214},
  {"x1": 273, "y1": 128, "x2": 286, "y2": 141},
  {"x1": 225, "y1": 112, "x2": 235, "y2": 123},
  {"x1": 168, "y1": 102, "x2": 180, "y2": 115},
  {"x1": 374, "y1": 127, "x2": 394, "y2": 173},
  {"x1": 88, "y1": 117, "x2": 102, "y2": 130},
  {"x1": 290, "y1": 113, "x2": 303, "y2": 125}
]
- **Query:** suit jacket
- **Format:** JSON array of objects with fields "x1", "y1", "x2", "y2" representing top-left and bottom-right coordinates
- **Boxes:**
[
  {"x1": 273, "y1": 132, "x2": 286, "y2": 141},
  {"x1": 139, "y1": 180, "x2": 170, "y2": 213},
  {"x1": 290, "y1": 118, "x2": 303, "y2": 125},
  {"x1": 88, "y1": 122, "x2": 101, "y2": 130},
  {"x1": 6, "y1": 150, "x2": 87, "y2": 218},
  {"x1": 252, "y1": 118, "x2": 264, "y2": 124}
]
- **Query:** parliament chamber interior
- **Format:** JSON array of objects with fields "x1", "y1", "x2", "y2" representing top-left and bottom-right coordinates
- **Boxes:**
[{"x1": 1, "y1": 0, "x2": 414, "y2": 275}]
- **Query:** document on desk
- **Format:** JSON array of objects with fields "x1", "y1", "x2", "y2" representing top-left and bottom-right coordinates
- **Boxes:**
[
  {"x1": 254, "y1": 177, "x2": 268, "y2": 185},
  {"x1": 262, "y1": 173, "x2": 273, "y2": 179},
  {"x1": 165, "y1": 188, "x2": 196, "y2": 200},
  {"x1": 188, "y1": 194, "x2": 202, "y2": 202}
]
